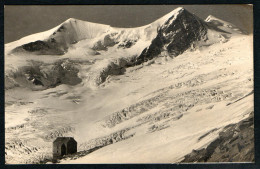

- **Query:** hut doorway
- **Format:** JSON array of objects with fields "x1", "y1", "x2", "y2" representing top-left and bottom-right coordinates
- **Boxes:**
[
  {"x1": 53, "y1": 137, "x2": 77, "y2": 160},
  {"x1": 61, "y1": 143, "x2": 66, "y2": 156}
]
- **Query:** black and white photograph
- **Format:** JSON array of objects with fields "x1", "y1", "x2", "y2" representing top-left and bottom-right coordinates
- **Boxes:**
[{"x1": 4, "y1": 5, "x2": 254, "y2": 164}]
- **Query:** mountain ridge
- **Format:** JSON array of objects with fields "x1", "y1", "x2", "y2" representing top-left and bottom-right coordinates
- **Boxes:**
[
  {"x1": 5, "y1": 7, "x2": 247, "y2": 89},
  {"x1": 6, "y1": 7, "x2": 245, "y2": 57}
]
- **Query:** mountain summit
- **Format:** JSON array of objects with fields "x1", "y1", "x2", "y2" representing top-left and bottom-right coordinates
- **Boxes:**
[
  {"x1": 137, "y1": 8, "x2": 208, "y2": 64},
  {"x1": 205, "y1": 15, "x2": 247, "y2": 34}
]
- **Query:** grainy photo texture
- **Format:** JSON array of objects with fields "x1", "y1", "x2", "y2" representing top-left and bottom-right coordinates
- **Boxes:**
[{"x1": 4, "y1": 5, "x2": 253, "y2": 164}]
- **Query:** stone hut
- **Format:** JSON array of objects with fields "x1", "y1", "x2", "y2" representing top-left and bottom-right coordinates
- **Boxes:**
[{"x1": 53, "y1": 137, "x2": 77, "y2": 160}]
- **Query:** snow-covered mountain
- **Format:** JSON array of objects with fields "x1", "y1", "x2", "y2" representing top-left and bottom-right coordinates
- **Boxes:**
[
  {"x1": 5, "y1": 7, "x2": 253, "y2": 164},
  {"x1": 6, "y1": 7, "x2": 244, "y2": 56},
  {"x1": 5, "y1": 7, "x2": 246, "y2": 89}
]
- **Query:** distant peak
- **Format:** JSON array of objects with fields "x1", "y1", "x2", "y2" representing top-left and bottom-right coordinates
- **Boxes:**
[
  {"x1": 60, "y1": 17, "x2": 111, "y2": 28},
  {"x1": 168, "y1": 7, "x2": 192, "y2": 18},
  {"x1": 175, "y1": 7, "x2": 185, "y2": 11},
  {"x1": 67, "y1": 18, "x2": 76, "y2": 21},
  {"x1": 64, "y1": 18, "x2": 80, "y2": 23},
  {"x1": 205, "y1": 15, "x2": 220, "y2": 22},
  {"x1": 159, "y1": 7, "x2": 192, "y2": 28},
  {"x1": 169, "y1": 7, "x2": 186, "y2": 15}
]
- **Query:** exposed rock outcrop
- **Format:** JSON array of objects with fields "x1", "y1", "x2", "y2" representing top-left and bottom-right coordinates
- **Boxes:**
[
  {"x1": 6, "y1": 59, "x2": 82, "y2": 90},
  {"x1": 136, "y1": 8, "x2": 208, "y2": 64},
  {"x1": 181, "y1": 112, "x2": 254, "y2": 162}
]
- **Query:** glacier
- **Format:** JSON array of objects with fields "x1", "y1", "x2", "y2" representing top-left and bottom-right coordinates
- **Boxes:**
[{"x1": 4, "y1": 7, "x2": 253, "y2": 164}]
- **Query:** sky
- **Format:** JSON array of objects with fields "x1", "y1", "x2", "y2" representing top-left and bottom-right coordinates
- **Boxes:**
[{"x1": 4, "y1": 5, "x2": 253, "y2": 43}]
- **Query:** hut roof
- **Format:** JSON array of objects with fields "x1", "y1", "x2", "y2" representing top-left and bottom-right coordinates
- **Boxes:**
[{"x1": 53, "y1": 137, "x2": 76, "y2": 144}]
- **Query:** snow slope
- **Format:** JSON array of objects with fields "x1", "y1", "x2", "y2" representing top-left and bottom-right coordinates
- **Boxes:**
[
  {"x1": 4, "y1": 7, "x2": 253, "y2": 164},
  {"x1": 59, "y1": 35, "x2": 253, "y2": 163}
]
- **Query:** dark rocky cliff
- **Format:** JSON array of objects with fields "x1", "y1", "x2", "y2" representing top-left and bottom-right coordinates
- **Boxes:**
[
  {"x1": 181, "y1": 111, "x2": 254, "y2": 162},
  {"x1": 136, "y1": 8, "x2": 208, "y2": 64}
]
